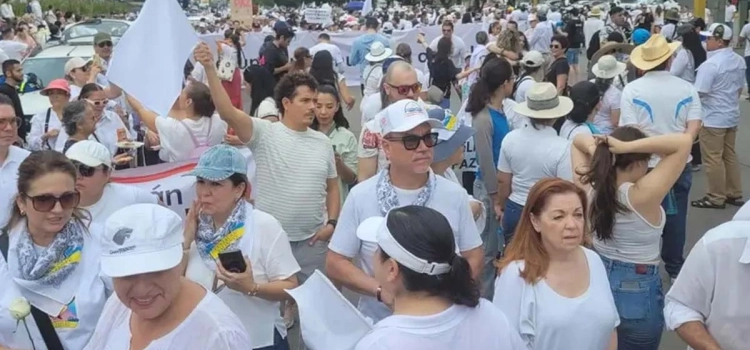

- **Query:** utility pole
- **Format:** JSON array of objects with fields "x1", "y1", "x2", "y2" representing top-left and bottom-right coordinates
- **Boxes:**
[{"x1": 694, "y1": 0, "x2": 705, "y2": 19}]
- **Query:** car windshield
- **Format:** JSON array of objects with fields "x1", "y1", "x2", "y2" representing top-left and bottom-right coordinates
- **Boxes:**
[
  {"x1": 21, "y1": 57, "x2": 90, "y2": 87},
  {"x1": 63, "y1": 21, "x2": 129, "y2": 42}
]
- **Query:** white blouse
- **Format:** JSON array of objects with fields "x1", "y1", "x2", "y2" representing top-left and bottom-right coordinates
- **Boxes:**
[
  {"x1": 493, "y1": 247, "x2": 619, "y2": 350},
  {"x1": 27, "y1": 108, "x2": 62, "y2": 151},
  {"x1": 0, "y1": 223, "x2": 111, "y2": 350}
]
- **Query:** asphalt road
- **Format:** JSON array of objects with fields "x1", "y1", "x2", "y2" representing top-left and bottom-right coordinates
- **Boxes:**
[{"x1": 266, "y1": 61, "x2": 748, "y2": 350}]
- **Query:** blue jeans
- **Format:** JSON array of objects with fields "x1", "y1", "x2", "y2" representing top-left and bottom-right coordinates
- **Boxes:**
[
  {"x1": 660, "y1": 165, "x2": 692, "y2": 278},
  {"x1": 255, "y1": 329, "x2": 290, "y2": 350},
  {"x1": 439, "y1": 97, "x2": 450, "y2": 109},
  {"x1": 600, "y1": 256, "x2": 664, "y2": 350},
  {"x1": 502, "y1": 200, "x2": 524, "y2": 246},
  {"x1": 473, "y1": 180, "x2": 502, "y2": 299},
  {"x1": 745, "y1": 56, "x2": 750, "y2": 93}
]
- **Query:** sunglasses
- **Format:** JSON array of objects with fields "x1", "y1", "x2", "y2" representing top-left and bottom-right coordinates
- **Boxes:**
[
  {"x1": 72, "y1": 161, "x2": 106, "y2": 177},
  {"x1": 97, "y1": 41, "x2": 113, "y2": 48},
  {"x1": 85, "y1": 99, "x2": 109, "y2": 107},
  {"x1": 22, "y1": 191, "x2": 80, "y2": 212},
  {"x1": 0, "y1": 116, "x2": 21, "y2": 129},
  {"x1": 385, "y1": 132, "x2": 439, "y2": 151},
  {"x1": 387, "y1": 83, "x2": 422, "y2": 95}
]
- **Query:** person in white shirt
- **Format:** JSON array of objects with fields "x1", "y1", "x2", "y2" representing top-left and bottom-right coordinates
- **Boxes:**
[
  {"x1": 354, "y1": 206, "x2": 525, "y2": 350},
  {"x1": 0, "y1": 96, "x2": 29, "y2": 229},
  {"x1": 65, "y1": 141, "x2": 158, "y2": 224},
  {"x1": 692, "y1": 23, "x2": 745, "y2": 210},
  {"x1": 0, "y1": 27, "x2": 29, "y2": 61},
  {"x1": 527, "y1": 13, "x2": 554, "y2": 65},
  {"x1": 494, "y1": 177, "x2": 619, "y2": 350},
  {"x1": 739, "y1": 20, "x2": 750, "y2": 99},
  {"x1": 0, "y1": 0, "x2": 14, "y2": 20},
  {"x1": 309, "y1": 33, "x2": 345, "y2": 75},
  {"x1": 619, "y1": 34, "x2": 702, "y2": 282},
  {"x1": 559, "y1": 81, "x2": 602, "y2": 140},
  {"x1": 513, "y1": 51, "x2": 546, "y2": 103},
  {"x1": 429, "y1": 20, "x2": 467, "y2": 68},
  {"x1": 570, "y1": 130, "x2": 692, "y2": 350},
  {"x1": 27, "y1": 79, "x2": 70, "y2": 151},
  {"x1": 183, "y1": 145, "x2": 299, "y2": 350},
  {"x1": 362, "y1": 42, "x2": 392, "y2": 98},
  {"x1": 670, "y1": 25, "x2": 706, "y2": 84},
  {"x1": 496, "y1": 82, "x2": 573, "y2": 244},
  {"x1": 0, "y1": 150, "x2": 110, "y2": 350},
  {"x1": 127, "y1": 82, "x2": 227, "y2": 162},
  {"x1": 590, "y1": 54, "x2": 625, "y2": 134},
  {"x1": 664, "y1": 202, "x2": 750, "y2": 350},
  {"x1": 724, "y1": 2, "x2": 736, "y2": 29},
  {"x1": 84, "y1": 204, "x2": 252, "y2": 349},
  {"x1": 327, "y1": 99, "x2": 484, "y2": 324},
  {"x1": 29, "y1": 0, "x2": 43, "y2": 24}
]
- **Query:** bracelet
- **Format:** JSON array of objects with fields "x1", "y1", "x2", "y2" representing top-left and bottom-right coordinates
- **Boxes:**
[
  {"x1": 376, "y1": 286, "x2": 383, "y2": 303},
  {"x1": 249, "y1": 283, "x2": 260, "y2": 296}
]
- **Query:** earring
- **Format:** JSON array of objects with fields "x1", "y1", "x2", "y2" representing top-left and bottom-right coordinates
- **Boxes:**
[{"x1": 19, "y1": 210, "x2": 25, "y2": 216}]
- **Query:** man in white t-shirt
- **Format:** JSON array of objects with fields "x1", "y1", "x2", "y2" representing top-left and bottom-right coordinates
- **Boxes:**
[
  {"x1": 429, "y1": 20, "x2": 467, "y2": 68},
  {"x1": 85, "y1": 204, "x2": 252, "y2": 349},
  {"x1": 739, "y1": 21, "x2": 750, "y2": 99},
  {"x1": 327, "y1": 99, "x2": 484, "y2": 324},
  {"x1": 65, "y1": 141, "x2": 158, "y2": 223},
  {"x1": 619, "y1": 34, "x2": 702, "y2": 282},
  {"x1": 724, "y1": 2, "x2": 736, "y2": 29},
  {"x1": 309, "y1": 33, "x2": 345, "y2": 75}
]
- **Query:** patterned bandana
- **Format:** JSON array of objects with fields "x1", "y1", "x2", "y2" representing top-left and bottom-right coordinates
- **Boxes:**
[
  {"x1": 15, "y1": 220, "x2": 85, "y2": 288},
  {"x1": 196, "y1": 200, "x2": 247, "y2": 266},
  {"x1": 376, "y1": 167, "x2": 436, "y2": 216}
]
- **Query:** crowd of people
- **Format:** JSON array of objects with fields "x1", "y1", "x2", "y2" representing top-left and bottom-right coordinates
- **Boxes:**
[{"x1": 0, "y1": 1, "x2": 748, "y2": 350}]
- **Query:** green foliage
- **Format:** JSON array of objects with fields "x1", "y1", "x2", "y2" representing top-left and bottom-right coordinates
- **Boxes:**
[{"x1": 12, "y1": 0, "x2": 133, "y2": 17}]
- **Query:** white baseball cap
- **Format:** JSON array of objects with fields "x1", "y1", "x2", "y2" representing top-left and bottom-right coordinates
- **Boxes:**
[
  {"x1": 65, "y1": 140, "x2": 112, "y2": 168},
  {"x1": 700, "y1": 23, "x2": 732, "y2": 41},
  {"x1": 64, "y1": 57, "x2": 87, "y2": 76},
  {"x1": 101, "y1": 204, "x2": 184, "y2": 278},
  {"x1": 374, "y1": 99, "x2": 444, "y2": 136}
]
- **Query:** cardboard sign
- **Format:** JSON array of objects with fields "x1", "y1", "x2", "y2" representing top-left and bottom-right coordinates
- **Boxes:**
[
  {"x1": 304, "y1": 8, "x2": 333, "y2": 24},
  {"x1": 231, "y1": 0, "x2": 254, "y2": 25}
]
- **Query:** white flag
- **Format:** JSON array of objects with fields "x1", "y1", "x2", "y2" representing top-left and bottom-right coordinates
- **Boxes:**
[{"x1": 362, "y1": 0, "x2": 373, "y2": 16}]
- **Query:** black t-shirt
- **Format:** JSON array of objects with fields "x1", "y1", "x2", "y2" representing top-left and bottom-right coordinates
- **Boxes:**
[
  {"x1": 426, "y1": 49, "x2": 461, "y2": 99},
  {"x1": 565, "y1": 18, "x2": 585, "y2": 48},
  {"x1": 0, "y1": 82, "x2": 26, "y2": 140},
  {"x1": 262, "y1": 42, "x2": 289, "y2": 82},
  {"x1": 545, "y1": 57, "x2": 570, "y2": 85}
]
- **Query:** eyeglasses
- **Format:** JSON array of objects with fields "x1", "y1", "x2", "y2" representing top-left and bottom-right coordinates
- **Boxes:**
[
  {"x1": 0, "y1": 117, "x2": 21, "y2": 129},
  {"x1": 385, "y1": 132, "x2": 439, "y2": 151},
  {"x1": 22, "y1": 191, "x2": 80, "y2": 212},
  {"x1": 85, "y1": 99, "x2": 109, "y2": 107},
  {"x1": 550, "y1": 44, "x2": 562, "y2": 49},
  {"x1": 97, "y1": 41, "x2": 113, "y2": 48},
  {"x1": 72, "y1": 161, "x2": 106, "y2": 177},
  {"x1": 387, "y1": 83, "x2": 422, "y2": 95}
]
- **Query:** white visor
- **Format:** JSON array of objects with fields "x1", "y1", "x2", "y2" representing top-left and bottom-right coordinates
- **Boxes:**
[{"x1": 369, "y1": 215, "x2": 452, "y2": 276}]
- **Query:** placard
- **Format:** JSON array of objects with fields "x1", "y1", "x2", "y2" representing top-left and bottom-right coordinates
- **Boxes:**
[
  {"x1": 304, "y1": 8, "x2": 333, "y2": 24},
  {"x1": 231, "y1": 0, "x2": 254, "y2": 25}
]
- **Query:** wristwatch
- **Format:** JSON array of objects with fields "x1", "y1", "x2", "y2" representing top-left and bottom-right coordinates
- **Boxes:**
[{"x1": 326, "y1": 219, "x2": 338, "y2": 228}]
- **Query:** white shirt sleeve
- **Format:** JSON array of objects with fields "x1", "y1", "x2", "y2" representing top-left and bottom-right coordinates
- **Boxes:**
[
  {"x1": 456, "y1": 192, "x2": 484, "y2": 252},
  {"x1": 328, "y1": 191, "x2": 361, "y2": 258},
  {"x1": 686, "y1": 88, "x2": 702, "y2": 122},
  {"x1": 493, "y1": 262, "x2": 535, "y2": 350},
  {"x1": 261, "y1": 216, "x2": 302, "y2": 280},
  {"x1": 618, "y1": 86, "x2": 639, "y2": 126},
  {"x1": 247, "y1": 117, "x2": 271, "y2": 150},
  {"x1": 497, "y1": 136, "x2": 512, "y2": 173},
  {"x1": 670, "y1": 50, "x2": 689, "y2": 79},
  {"x1": 694, "y1": 62, "x2": 718, "y2": 94},
  {"x1": 664, "y1": 239, "x2": 714, "y2": 330},
  {"x1": 27, "y1": 110, "x2": 48, "y2": 151}
]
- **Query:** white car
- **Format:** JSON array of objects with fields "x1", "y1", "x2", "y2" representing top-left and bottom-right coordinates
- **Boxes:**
[{"x1": 61, "y1": 19, "x2": 131, "y2": 45}]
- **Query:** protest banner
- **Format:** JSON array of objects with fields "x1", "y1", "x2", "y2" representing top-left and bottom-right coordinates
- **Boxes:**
[
  {"x1": 231, "y1": 0, "x2": 254, "y2": 25},
  {"x1": 304, "y1": 8, "x2": 333, "y2": 24}
]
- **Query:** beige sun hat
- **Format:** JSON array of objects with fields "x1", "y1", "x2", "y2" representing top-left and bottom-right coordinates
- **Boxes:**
[
  {"x1": 513, "y1": 82, "x2": 573, "y2": 119},
  {"x1": 592, "y1": 55, "x2": 627, "y2": 79},
  {"x1": 629, "y1": 35, "x2": 681, "y2": 71}
]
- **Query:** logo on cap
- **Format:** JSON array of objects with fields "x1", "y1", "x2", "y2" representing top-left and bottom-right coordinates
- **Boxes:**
[
  {"x1": 714, "y1": 24, "x2": 724, "y2": 38},
  {"x1": 404, "y1": 101, "x2": 424, "y2": 118},
  {"x1": 113, "y1": 227, "x2": 133, "y2": 246}
]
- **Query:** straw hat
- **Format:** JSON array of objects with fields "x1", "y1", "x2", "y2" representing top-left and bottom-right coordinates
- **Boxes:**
[
  {"x1": 513, "y1": 82, "x2": 573, "y2": 119},
  {"x1": 592, "y1": 55, "x2": 627, "y2": 79},
  {"x1": 588, "y1": 6, "x2": 602, "y2": 17},
  {"x1": 629, "y1": 35, "x2": 681, "y2": 71}
]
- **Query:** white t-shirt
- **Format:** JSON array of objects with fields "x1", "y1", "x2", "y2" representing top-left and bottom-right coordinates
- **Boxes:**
[
  {"x1": 493, "y1": 248, "x2": 620, "y2": 350},
  {"x1": 355, "y1": 299, "x2": 525, "y2": 350},
  {"x1": 0, "y1": 224, "x2": 110, "y2": 350},
  {"x1": 0, "y1": 146, "x2": 29, "y2": 228},
  {"x1": 27, "y1": 108, "x2": 62, "y2": 151},
  {"x1": 559, "y1": 119, "x2": 594, "y2": 140},
  {"x1": 363, "y1": 63, "x2": 384, "y2": 97},
  {"x1": 310, "y1": 42, "x2": 345, "y2": 74},
  {"x1": 360, "y1": 92, "x2": 382, "y2": 125},
  {"x1": 740, "y1": 23, "x2": 750, "y2": 57},
  {"x1": 155, "y1": 114, "x2": 227, "y2": 162},
  {"x1": 0, "y1": 40, "x2": 28, "y2": 61},
  {"x1": 725, "y1": 5, "x2": 736, "y2": 22},
  {"x1": 497, "y1": 125, "x2": 572, "y2": 205},
  {"x1": 185, "y1": 206, "x2": 300, "y2": 348},
  {"x1": 328, "y1": 173, "x2": 484, "y2": 323},
  {"x1": 82, "y1": 183, "x2": 159, "y2": 224},
  {"x1": 592, "y1": 84, "x2": 621, "y2": 135},
  {"x1": 513, "y1": 77, "x2": 535, "y2": 103},
  {"x1": 69, "y1": 85, "x2": 82, "y2": 101},
  {"x1": 84, "y1": 289, "x2": 251, "y2": 350},
  {"x1": 254, "y1": 97, "x2": 279, "y2": 120}
]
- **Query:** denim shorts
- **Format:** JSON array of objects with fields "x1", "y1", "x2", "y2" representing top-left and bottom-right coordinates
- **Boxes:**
[{"x1": 566, "y1": 48, "x2": 580, "y2": 65}]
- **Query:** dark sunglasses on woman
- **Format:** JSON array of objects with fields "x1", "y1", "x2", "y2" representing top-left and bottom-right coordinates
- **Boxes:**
[
  {"x1": 385, "y1": 132, "x2": 439, "y2": 151},
  {"x1": 22, "y1": 191, "x2": 80, "y2": 212},
  {"x1": 72, "y1": 161, "x2": 106, "y2": 177},
  {"x1": 387, "y1": 83, "x2": 422, "y2": 96}
]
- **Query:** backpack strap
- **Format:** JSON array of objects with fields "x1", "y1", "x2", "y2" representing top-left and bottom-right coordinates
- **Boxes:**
[
  {"x1": 179, "y1": 120, "x2": 200, "y2": 148},
  {"x1": 0, "y1": 232, "x2": 65, "y2": 350},
  {"x1": 178, "y1": 117, "x2": 213, "y2": 148}
]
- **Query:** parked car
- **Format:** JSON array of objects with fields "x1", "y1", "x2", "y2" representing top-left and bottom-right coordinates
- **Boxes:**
[{"x1": 61, "y1": 18, "x2": 131, "y2": 45}]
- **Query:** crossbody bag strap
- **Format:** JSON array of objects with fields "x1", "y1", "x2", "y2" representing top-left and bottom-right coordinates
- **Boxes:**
[
  {"x1": 178, "y1": 119, "x2": 201, "y2": 148},
  {"x1": 0, "y1": 232, "x2": 65, "y2": 350},
  {"x1": 43, "y1": 108, "x2": 52, "y2": 149}
]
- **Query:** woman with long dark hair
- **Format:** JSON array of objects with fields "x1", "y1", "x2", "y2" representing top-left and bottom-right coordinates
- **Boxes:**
[
  {"x1": 670, "y1": 24, "x2": 706, "y2": 83},
  {"x1": 569, "y1": 128, "x2": 692, "y2": 350},
  {"x1": 311, "y1": 84, "x2": 357, "y2": 205},
  {"x1": 419, "y1": 36, "x2": 477, "y2": 108},
  {"x1": 218, "y1": 29, "x2": 245, "y2": 109},
  {"x1": 290, "y1": 47, "x2": 311, "y2": 74},
  {"x1": 243, "y1": 66, "x2": 278, "y2": 121},
  {"x1": 355, "y1": 206, "x2": 523, "y2": 349},
  {"x1": 309, "y1": 50, "x2": 355, "y2": 110},
  {"x1": 560, "y1": 81, "x2": 601, "y2": 139}
]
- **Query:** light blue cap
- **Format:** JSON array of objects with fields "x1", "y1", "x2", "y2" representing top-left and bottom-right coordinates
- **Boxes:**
[{"x1": 184, "y1": 144, "x2": 247, "y2": 181}]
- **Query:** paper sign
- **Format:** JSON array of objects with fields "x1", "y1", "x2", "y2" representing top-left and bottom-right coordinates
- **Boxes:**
[
  {"x1": 231, "y1": 0, "x2": 254, "y2": 25},
  {"x1": 107, "y1": 0, "x2": 199, "y2": 118},
  {"x1": 286, "y1": 270, "x2": 373, "y2": 350},
  {"x1": 304, "y1": 8, "x2": 333, "y2": 24}
]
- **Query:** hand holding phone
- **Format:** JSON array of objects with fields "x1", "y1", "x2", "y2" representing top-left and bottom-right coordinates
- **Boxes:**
[{"x1": 218, "y1": 250, "x2": 247, "y2": 273}]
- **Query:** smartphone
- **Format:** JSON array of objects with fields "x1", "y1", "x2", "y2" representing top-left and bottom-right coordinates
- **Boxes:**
[
  {"x1": 218, "y1": 250, "x2": 247, "y2": 273},
  {"x1": 332, "y1": 145, "x2": 337, "y2": 153}
]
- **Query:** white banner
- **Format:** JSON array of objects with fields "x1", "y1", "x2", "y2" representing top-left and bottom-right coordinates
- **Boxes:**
[
  {"x1": 304, "y1": 8, "x2": 332, "y2": 24},
  {"x1": 198, "y1": 23, "x2": 484, "y2": 87}
]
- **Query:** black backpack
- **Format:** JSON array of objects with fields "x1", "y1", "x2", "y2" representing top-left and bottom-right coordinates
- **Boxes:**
[{"x1": 587, "y1": 29, "x2": 601, "y2": 60}]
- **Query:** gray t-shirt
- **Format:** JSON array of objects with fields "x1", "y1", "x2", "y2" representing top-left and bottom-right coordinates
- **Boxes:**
[{"x1": 248, "y1": 119, "x2": 337, "y2": 241}]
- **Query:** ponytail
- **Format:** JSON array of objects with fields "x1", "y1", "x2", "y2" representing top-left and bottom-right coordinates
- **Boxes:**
[{"x1": 442, "y1": 254, "x2": 480, "y2": 307}]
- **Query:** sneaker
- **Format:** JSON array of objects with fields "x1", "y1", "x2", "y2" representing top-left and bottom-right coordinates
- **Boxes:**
[
  {"x1": 284, "y1": 301, "x2": 297, "y2": 329},
  {"x1": 691, "y1": 164, "x2": 702, "y2": 172}
]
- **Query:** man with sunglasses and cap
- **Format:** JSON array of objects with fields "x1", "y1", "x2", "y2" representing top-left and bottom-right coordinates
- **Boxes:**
[
  {"x1": 0, "y1": 94, "x2": 29, "y2": 229},
  {"x1": 65, "y1": 140, "x2": 158, "y2": 224},
  {"x1": 327, "y1": 99, "x2": 484, "y2": 324},
  {"x1": 92, "y1": 32, "x2": 113, "y2": 87}
]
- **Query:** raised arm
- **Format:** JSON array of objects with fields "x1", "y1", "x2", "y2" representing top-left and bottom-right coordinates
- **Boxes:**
[
  {"x1": 193, "y1": 42, "x2": 254, "y2": 143},
  {"x1": 125, "y1": 94, "x2": 159, "y2": 133}
]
